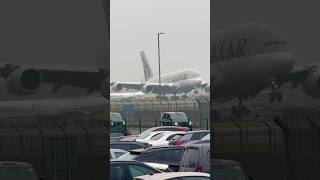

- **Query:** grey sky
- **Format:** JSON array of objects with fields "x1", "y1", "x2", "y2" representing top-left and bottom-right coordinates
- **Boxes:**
[
  {"x1": 0, "y1": 0, "x2": 108, "y2": 67},
  {"x1": 110, "y1": 0, "x2": 210, "y2": 82}
]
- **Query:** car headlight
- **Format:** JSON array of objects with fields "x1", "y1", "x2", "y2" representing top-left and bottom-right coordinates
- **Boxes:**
[
  {"x1": 189, "y1": 121, "x2": 192, "y2": 125},
  {"x1": 110, "y1": 122, "x2": 114, "y2": 126},
  {"x1": 174, "y1": 122, "x2": 178, "y2": 126},
  {"x1": 122, "y1": 121, "x2": 126, "y2": 125}
]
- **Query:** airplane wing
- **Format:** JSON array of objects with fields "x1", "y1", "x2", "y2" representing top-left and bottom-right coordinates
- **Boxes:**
[
  {"x1": 235, "y1": 60, "x2": 318, "y2": 101},
  {"x1": 111, "y1": 81, "x2": 144, "y2": 91},
  {"x1": 0, "y1": 64, "x2": 109, "y2": 97},
  {"x1": 111, "y1": 81, "x2": 179, "y2": 94}
]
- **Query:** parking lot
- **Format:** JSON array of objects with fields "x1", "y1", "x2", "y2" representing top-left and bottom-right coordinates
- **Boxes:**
[{"x1": 110, "y1": 96, "x2": 211, "y2": 179}]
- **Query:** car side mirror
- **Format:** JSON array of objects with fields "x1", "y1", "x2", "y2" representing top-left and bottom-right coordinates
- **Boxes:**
[{"x1": 248, "y1": 175, "x2": 254, "y2": 180}]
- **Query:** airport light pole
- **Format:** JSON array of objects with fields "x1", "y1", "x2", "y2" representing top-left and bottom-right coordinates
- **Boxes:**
[{"x1": 157, "y1": 32, "x2": 165, "y2": 97}]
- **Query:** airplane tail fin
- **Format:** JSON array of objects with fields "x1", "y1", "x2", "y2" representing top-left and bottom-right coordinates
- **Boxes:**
[{"x1": 140, "y1": 51, "x2": 154, "y2": 81}]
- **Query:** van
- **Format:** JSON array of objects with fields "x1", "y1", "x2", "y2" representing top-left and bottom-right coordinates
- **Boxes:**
[
  {"x1": 160, "y1": 112, "x2": 192, "y2": 130},
  {"x1": 110, "y1": 112, "x2": 126, "y2": 130}
]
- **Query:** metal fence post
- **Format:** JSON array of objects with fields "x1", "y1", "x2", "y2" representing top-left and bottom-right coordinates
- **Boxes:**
[{"x1": 139, "y1": 118, "x2": 142, "y2": 133}]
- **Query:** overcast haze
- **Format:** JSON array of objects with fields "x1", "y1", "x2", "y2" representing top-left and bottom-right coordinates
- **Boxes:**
[{"x1": 111, "y1": 0, "x2": 210, "y2": 82}]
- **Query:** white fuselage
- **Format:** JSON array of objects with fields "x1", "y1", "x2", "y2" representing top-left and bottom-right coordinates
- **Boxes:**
[
  {"x1": 212, "y1": 23, "x2": 296, "y2": 101},
  {"x1": 147, "y1": 69, "x2": 203, "y2": 93}
]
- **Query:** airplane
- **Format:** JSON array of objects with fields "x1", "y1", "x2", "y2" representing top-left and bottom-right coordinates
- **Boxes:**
[
  {"x1": 111, "y1": 51, "x2": 209, "y2": 96},
  {"x1": 212, "y1": 23, "x2": 320, "y2": 116},
  {"x1": 0, "y1": 0, "x2": 109, "y2": 117}
]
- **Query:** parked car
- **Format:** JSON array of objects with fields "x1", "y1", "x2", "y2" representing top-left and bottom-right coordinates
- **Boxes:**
[
  {"x1": 110, "y1": 112, "x2": 126, "y2": 130},
  {"x1": 169, "y1": 130, "x2": 210, "y2": 145},
  {"x1": 132, "y1": 146, "x2": 184, "y2": 172},
  {"x1": 213, "y1": 159, "x2": 252, "y2": 180},
  {"x1": 134, "y1": 172, "x2": 210, "y2": 180},
  {"x1": 110, "y1": 149, "x2": 129, "y2": 160},
  {"x1": 110, "y1": 160, "x2": 162, "y2": 180},
  {"x1": 120, "y1": 126, "x2": 189, "y2": 141},
  {"x1": 201, "y1": 133, "x2": 210, "y2": 140},
  {"x1": 110, "y1": 130, "x2": 132, "y2": 142},
  {"x1": 185, "y1": 139, "x2": 210, "y2": 145},
  {"x1": 180, "y1": 143, "x2": 210, "y2": 173},
  {"x1": 143, "y1": 162, "x2": 173, "y2": 172},
  {"x1": 148, "y1": 131, "x2": 186, "y2": 147},
  {"x1": 111, "y1": 141, "x2": 148, "y2": 151},
  {"x1": 160, "y1": 112, "x2": 192, "y2": 130},
  {"x1": 136, "y1": 131, "x2": 169, "y2": 143},
  {"x1": 0, "y1": 161, "x2": 38, "y2": 180}
]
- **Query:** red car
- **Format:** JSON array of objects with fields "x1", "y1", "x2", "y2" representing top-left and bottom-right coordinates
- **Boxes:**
[{"x1": 120, "y1": 126, "x2": 189, "y2": 141}]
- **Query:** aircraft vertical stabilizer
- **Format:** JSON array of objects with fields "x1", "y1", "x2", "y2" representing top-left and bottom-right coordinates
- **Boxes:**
[{"x1": 140, "y1": 51, "x2": 154, "y2": 81}]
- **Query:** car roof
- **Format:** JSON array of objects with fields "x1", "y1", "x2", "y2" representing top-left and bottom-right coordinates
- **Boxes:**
[
  {"x1": 110, "y1": 149, "x2": 129, "y2": 153},
  {"x1": 183, "y1": 143, "x2": 210, "y2": 149},
  {"x1": 111, "y1": 141, "x2": 146, "y2": 145},
  {"x1": 185, "y1": 130, "x2": 210, "y2": 134},
  {"x1": 129, "y1": 146, "x2": 183, "y2": 155},
  {"x1": 162, "y1": 112, "x2": 185, "y2": 114},
  {"x1": 134, "y1": 172, "x2": 210, "y2": 179}
]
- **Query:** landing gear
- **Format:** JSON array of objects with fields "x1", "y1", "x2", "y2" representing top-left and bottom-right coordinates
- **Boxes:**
[
  {"x1": 230, "y1": 97, "x2": 251, "y2": 118},
  {"x1": 182, "y1": 94, "x2": 189, "y2": 99},
  {"x1": 269, "y1": 80, "x2": 283, "y2": 103},
  {"x1": 269, "y1": 92, "x2": 282, "y2": 102},
  {"x1": 193, "y1": 86, "x2": 199, "y2": 95}
]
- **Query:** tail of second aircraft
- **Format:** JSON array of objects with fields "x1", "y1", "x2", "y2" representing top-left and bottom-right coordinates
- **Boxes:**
[{"x1": 140, "y1": 51, "x2": 154, "y2": 81}]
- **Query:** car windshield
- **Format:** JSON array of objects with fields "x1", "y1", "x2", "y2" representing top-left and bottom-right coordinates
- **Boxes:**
[
  {"x1": 172, "y1": 134, "x2": 184, "y2": 141},
  {"x1": 117, "y1": 152, "x2": 137, "y2": 160},
  {"x1": 150, "y1": 133, "x2": 165, "y2": 141},
  {"x1": 110, "y1": 113, "x2": 123, "y2": 122},
  {"x1": 0, "y1": 166, "x2": 38, "y2": 180},
  {"x1": 213, "y1": 164, "x2": 247, "y2": 180},
  {"x1": 201, "y1": 134, "x2": 210, "y2": 140},
  {"x1": 138, "y1": 129, "x2": 153, "y2": 139},
  {"x1": 180, "y1": 133, "x2": 193, "y2": 141},
  {"x1": 170, "y1": 113, "x2": 188, "y2": 122}
]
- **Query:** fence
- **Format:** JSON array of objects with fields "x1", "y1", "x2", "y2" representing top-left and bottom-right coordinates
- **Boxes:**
[
  {"x1": 111, "y1": 96, "x2": 210, "y2": 131},
  {"x1": 0, "y1": 110, "x2": 108, "y2": 180}
]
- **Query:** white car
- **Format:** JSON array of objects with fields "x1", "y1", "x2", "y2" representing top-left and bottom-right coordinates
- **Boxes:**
[
  {"x1": 148, "y1": 131, "x2": 186, "y2": 147},
  {"x1": 110, "y1": 149, "x2": 128, "y2": 160},
  {"x1": 136, "y1": 131, "x2": 169, "y2": 143},
  {"x1": 201, "y1": 133, "x2": 210, "y2": 140},
  {"x1": 133, "y1": 172, "x2": 210, "y2": 180},
  {"x1": 143, "y1": 162, "x2": 173, "y2": 172}
]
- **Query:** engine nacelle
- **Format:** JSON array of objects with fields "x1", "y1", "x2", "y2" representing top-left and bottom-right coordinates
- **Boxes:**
[
  {"x1": 142, "y1": 85, "x2": 153, "y2": 93},
  {"x1": 112, "y1": 83, "x2": 124, "y2": 91},
  {"x1": 302, "y1": 71, "x2": 320, "y2": 98},
  {"x1": 204, "y1": 83, "x2": 210, "y2": 92},
  {"x1": 6, "y1": 68, "x2": 42, "y2": 95}
]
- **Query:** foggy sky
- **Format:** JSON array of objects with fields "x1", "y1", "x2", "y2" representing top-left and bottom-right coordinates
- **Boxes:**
[
  {"x1": 110, "y1": 0, "x2": 210, "y2": 82},
  {"x1": 0, "y1": 0, "x2": 108, "y2": 67},
  {"x1": 212, "y1": 0, "x2": 320, "y2": 63}
]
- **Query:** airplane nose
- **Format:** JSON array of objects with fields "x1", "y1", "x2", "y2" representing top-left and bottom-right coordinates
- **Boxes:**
[{"x1": 276, "y1": 52, "x2": 295, "y2": 75}]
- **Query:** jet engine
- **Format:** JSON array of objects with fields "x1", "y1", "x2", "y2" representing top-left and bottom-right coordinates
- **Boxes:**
[
  {"x1": 5, "y1": 68, "x2": 42, "y2": 95},
  {"x1": 142, "y1": 84, "x2": 153, "y2": 93},
  {"x1": 111, "y1": 82, "x2": 124, "y2": 91},
  {"x1": 302, "y1": 71, "x2": 320, "y2": 98},
  {"x1": 204, "y1": 83, "x2": 210, "y2": 92}
]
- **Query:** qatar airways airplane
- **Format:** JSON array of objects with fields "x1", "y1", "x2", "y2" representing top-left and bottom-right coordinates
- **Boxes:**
[
  {"x1": 111, "y1": 51, "x2": 209, "y2": 95},
  {"x1": 212, "y1": 23, "x2": 320, "y2": 115}
]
